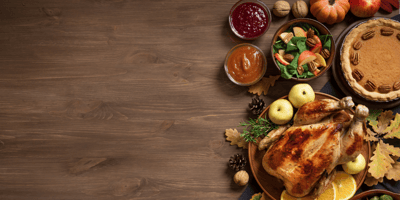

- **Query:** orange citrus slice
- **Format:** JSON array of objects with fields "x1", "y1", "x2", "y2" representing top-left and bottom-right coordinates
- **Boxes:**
[
  {"x1": 316, "y1": 182, "x2": 337, "y2": 200},
  {"x1": 332, "y1": 171, "x2": 357, "y2": 200}
]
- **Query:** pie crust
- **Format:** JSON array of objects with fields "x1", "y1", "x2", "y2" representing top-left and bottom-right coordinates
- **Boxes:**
[{"x1": 341, "y1": 18, "x2": 400, "y2": 102}]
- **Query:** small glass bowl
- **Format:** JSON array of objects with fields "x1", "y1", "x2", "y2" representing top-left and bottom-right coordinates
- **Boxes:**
[
  {"x1": 224, "y1": 43, "x2": 267, "y2": 86},
  {"x1": 229, "y1": 0, "x2": 272, "y2": 40}
]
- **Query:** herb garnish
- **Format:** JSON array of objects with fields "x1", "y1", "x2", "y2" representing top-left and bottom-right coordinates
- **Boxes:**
[{"x1": 239, "y1": 117, "x2": 279, "y2": 143}]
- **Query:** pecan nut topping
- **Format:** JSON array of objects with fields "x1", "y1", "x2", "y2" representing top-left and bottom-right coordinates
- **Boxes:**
[
  {"x1": 283, "y1": 54, "x2": 294, "y2": 63},
  {"x1": 353, "y1": 41, "x2": 362, "y2": 50},
  {"x1": 378, "y1": 85, "x2": 392, "y2": 93},
  {"x1": 365, "y1": 80, "x2": 377, "y2": 91},
  {"x1": 381, "y1": 27, "x2": 394, "y2": 36},
  {"x1": 362, "y1": 30, "x2": 375, "y2": 40},
  {"x1": 307, "y1": 28, "x2": 315, "y2": 38},
  {"x1": 307, "y1": 61, "x2": 318, "y2": 74},
  {"x1": 397, "y1": 33, "x2": 400, "y2": 41},
  {"x1": 297, "y1": 65, "x2": 304, "y2": 75},
  {"x1": 352, "y1": 69, "x2": 364, "y2": 81},
  {"x1": 306, "y1": 38, "x2": 317, "y2": 48},
  {"x1": 321, "y1": 49, "x2": 330, "y2": 59},
  {"x1": 394, "y1": 81, "x2": 400, "y2": 91},
  {"x1": 350, "y1": 52, "x2": 359, "y2": 65}
]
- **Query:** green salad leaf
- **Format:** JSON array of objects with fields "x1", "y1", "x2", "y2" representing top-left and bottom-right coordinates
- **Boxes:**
[
  {"x1": 319, "y1": 35, "x2": 332, "y2": 51},
  {"x1": 273, "y1": 23, "x2": 331, "y2": 79}
]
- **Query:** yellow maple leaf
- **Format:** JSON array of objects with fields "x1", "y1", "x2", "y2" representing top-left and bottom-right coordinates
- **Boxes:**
[
  {"x1": 384, "y1": 113, "x2": 400, "y2": 139},
  {"x1": 368, "y1": 140, "x2": 395, "y2": 179},
  {"x1": 225, "y1": 128, "x2": 248, "y2": 149},
  {"x1": 385, "y1": 160, "x2": 400, "y2": 181},
  {"x1": 369, "y1": 110, "x2": 394, "y2": 135},
  {"x1": 248, "y1": 75, "x2": 280, "y2": 96},
  {"x1": 365, "y1": 128, "x2": 379, "y2": 142},
  {"x1": 368, "y1": 140, "x2": 400, "y2": 179}
]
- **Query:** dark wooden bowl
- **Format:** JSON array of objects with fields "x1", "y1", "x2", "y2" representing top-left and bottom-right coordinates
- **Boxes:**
[
  {"x1": 350, "y1": 189, "x2": 400, "y2": 200},
  {"x1": 248, "y1": 92, "x2": 370, "y2": 200},
  {"x1": 271, "y1": 18, "x2": 335, "y2": 82}
]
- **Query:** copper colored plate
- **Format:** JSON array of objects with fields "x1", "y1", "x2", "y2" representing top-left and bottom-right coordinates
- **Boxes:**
[{"x1": 248, "y1": 92, "x2": 371, "y2": 200}]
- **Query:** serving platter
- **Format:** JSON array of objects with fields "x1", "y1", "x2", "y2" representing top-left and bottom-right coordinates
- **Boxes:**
[
  {"x1": 248, "y1": 92, "x2": 371, "y2": 200},
  {"x1": 331, "y1": 17, "x2": 400, "y2": 109}
]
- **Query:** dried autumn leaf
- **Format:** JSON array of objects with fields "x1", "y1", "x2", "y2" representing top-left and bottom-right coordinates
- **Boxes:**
[
  {"x1": 383, "y1": 113, "x2": 400, "y2": 139},
  {"x1": 368, "y1": 140, "x2": 396, "y2": 179},
  {"x1": 248, "y1": 75, "x2": 280, "y2": 96},
  {"x1": 369, "y1": 110, "x2": 394, "y2": 135},
  {"x1": 225, "y1": 128, "x2": 248, "y2": 149},
  {"x1": 364, "y1": 172, "x2": 384, "y2": 187},
  {"x1": 385, "y1": 160, "x2": 400, "y2": 181},
  {"x1": 365, "y1": 128, "x2": 379, "y2": 142},
  {"x1": 381, "y1": 141, "x2": 400, "y2": 157}
]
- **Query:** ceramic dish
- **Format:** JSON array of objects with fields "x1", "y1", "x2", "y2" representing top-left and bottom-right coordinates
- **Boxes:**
[
  {"x1": 271, "y1": 18, "x2": 335, "y2": 82},
  {"x1": 248, "y1": 92, "x2": 370, "y2": 200}
]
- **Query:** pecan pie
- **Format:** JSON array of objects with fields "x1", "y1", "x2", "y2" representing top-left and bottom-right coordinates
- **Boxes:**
[{"x1": 341, "y1": 18, "x2": 400, "y2": 101}]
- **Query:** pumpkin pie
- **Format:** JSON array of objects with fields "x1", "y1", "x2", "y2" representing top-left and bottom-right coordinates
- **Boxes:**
[{"x1": 341, "y1": 18, "x2": 400, "y2": 102}]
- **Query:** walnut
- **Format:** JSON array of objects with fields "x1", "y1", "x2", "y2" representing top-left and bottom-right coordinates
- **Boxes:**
[
  {"x1": 350, "y1": 52, "x2": 359, "y2": 65},
  {"x1": 306, "y1": 38, "x2": 317, "y2": 47},
  {"x1": 381, "y1": 27, "x2": 394, "y2": 36},
  {"x1": 307, "y1": 28, "x2": 314, "y2": 38},
  {"x1": 297, "y1": 65, "x2": 304, "y2": 75},
  {"x1": 273, "y1": 0, "x2": 291, "y2": 17},
  {"x1": 283, "y1": 54, "x2": 294, "y2": 63},
  {"x1": 321, "y1": 49, "x2": 330, "y2": 59},
  {"x1": 362, "y1": 30, "x2": 375, "y2": 40},
  {"x1": 365, "y1": 80, "x2": 377, "y2": 91},
  {"x1": 352, "y1": 69, "x2": 364, "y2": 82},
  {"x1": 393, "y1": 81, "x2": 400, "y2": 91},
  {"x1": 378, "y1": 85, "x2": 392, "y2": 93},
  {"x1": 233, "y1": 170, "x2": 249, "y2": 186},
  {"x1": 292, "y1": 0, "x2": 308, "y2": 18},
  {"x1": 353, "y1": 41, "x2": 362, "y2": 50}
]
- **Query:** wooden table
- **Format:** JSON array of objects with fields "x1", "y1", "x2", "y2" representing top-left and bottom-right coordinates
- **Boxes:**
[{"x1": 0, "y1": 1, "x2": 397, "y2": 199}]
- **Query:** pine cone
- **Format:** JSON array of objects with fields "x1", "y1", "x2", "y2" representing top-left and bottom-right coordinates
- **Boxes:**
[
  {"x1": 249, "y1": 96, "x2": 265, "y2": 115},
  {"x1": 229, "y1": 154, "x2": 247, "y2": 172}
]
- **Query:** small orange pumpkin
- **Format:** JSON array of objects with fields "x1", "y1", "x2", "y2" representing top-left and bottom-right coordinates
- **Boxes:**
[{"x1": 310, "y1": 0, "x2": 350, "y2": 24}]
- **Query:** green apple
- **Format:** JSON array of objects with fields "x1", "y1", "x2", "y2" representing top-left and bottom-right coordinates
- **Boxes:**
[
  {"x1": 268, "y1": 99, "x2": 293, "y2": 125},
  {"x1": 342, "y1": 154, "x2": 366, "y2": 174},
  {"x1": 288, "y1": 83, "x2": 315, "y2": 108}
]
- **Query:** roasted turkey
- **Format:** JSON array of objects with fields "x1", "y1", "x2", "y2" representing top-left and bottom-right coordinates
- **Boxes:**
[{"x1": 258, "y1": 97, "x2": 369, "y2": 198}]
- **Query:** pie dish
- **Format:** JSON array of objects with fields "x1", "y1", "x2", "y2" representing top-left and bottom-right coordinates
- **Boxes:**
[{"x1": 341, "y1": 18, "x2": 400, "y2": 102}]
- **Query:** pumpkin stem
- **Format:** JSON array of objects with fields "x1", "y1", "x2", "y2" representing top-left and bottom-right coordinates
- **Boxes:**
[{"x1": 329, "y1": 0, "x2": 335, "y2": 5}]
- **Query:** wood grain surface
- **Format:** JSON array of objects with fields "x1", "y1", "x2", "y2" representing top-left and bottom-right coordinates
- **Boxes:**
[{"x1": 0, "y1": 0, "x2": 397, "y2": 199}]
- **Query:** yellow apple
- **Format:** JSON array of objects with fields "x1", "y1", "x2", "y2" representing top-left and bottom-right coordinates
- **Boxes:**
[
  {"x1": 288, "y1": 83, "x2": 315, "y2": 108},
  {"x1": 268, "y1": 99, "x2": 293, "y2": 125},
  {"x1": 342, "y1": 154, "x2": 366, "y2": 174}
]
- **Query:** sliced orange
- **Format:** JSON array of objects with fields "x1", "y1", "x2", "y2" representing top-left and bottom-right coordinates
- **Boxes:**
[
  {"x1": 332, "y1": 171, "x2": 357, "y2": 200},
  {"x1": 316, "y1": 182, "x2": 337, "y2": 200},
  {"x1": 281, "y1": 190, "x2": 315, "y2": 200}
]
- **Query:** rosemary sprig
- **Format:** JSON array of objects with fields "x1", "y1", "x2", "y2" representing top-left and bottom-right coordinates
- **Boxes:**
[{"x1": 239, "y1": 117, "x2": 279, "y2": 143}]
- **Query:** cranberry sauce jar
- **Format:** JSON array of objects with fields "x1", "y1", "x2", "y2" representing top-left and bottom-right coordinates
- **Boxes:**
[{"x1": 229, "y1": 0, "x2": 272, "y2": 40}]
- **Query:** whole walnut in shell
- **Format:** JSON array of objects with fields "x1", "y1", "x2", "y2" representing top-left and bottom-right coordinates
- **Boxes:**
[
  {"x1": 273, "y1": 0, "x2": 291, "y2": 17},
  {"x1": 292, "y1": 0, "x2": 308, "y2": 18}
]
